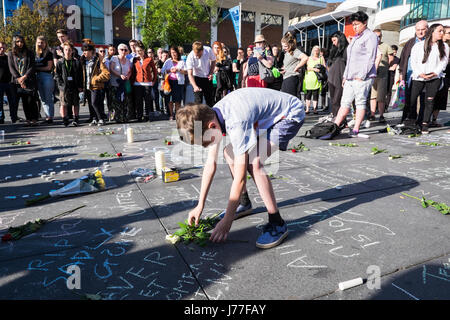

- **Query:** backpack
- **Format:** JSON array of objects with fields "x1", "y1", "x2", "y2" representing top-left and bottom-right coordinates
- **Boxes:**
[{"x1": 304, "y1": 121, "x2": 342, "y2": 140}]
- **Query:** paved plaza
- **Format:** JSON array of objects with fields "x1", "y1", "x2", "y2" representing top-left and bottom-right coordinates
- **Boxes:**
[{"x1": 0, "y1": 103, "x2": 449, "y2": 300}]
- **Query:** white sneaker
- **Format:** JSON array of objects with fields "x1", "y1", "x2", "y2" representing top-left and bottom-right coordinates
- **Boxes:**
[
  {"x1": 347, "y1": 119, "x2": 355, "y2": 128},
  {"x1": 364, "y1": 120, "x2": 371, "y2": 128},
  {"x1": 89, "y1": 120, "x2": 97, "y2": 126},
  {"x1": 97, "y1": 119, "x2": 104, "y2": 126}
]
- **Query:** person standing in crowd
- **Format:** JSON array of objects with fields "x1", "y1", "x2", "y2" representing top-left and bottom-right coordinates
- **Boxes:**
[
  {"x1": 408, "y1": 23, "x2": 449, "y2": 134},
  {"x1": 161, "y1": 46, "x2": 187, "y2": 120},
  {"x1": 35, "y1": 36, "x2": 54, "y2": 124},
  {"x1": 327, "y1": 31, "x2": 349, "y2": 118},
  {"x1": 243, "y1": 35, "x2": 273, "y2": 88},
  {"x1": 148, "y1": 47, "x2": 161, "y2": 114},
  {"x1": 398, "y1": 20, "x2": 428, "y2": 125},
  {"x1": 269, "y1": 44, "x2": 284, "y2": 91},
  {"x1": 386, "y1": 44, "x2": 400, "y2": 109},
  {"x1": 303, "y1": 45, "x2": 325, "y2": 114},
  {"x1": 53, "y1": 29, "x2": 79, "y2": 119},
  {"x1": 186, "y1": 41, "x2": 216, "y2": 107},
  {"x1": 127, "y1": 39, "x2": 138, "y2": 62},
  {"x1": 132, "y1": 43, "x2": 157, "y2": 122},
  {"x1": 280, "y1": 34, "x2": 308, "y2": 97},
  {"x1": 0, "y1": 42, "x2": 16, "y2": 124},
  {"x1": 214, "y1": 43, "x2": 233, "y2": 102},
  {"x1": 109, "y1": 43, "x2": 132, "y2": 123},
  {"x1": 8, "y1": 35, "x2": 39, "y2": 126},
  {"x1": 82, "y1": 43, "x2": 110, "y2": 126},
  {"x1": 103, "y1": 44, "x2": 116, "y2": 121},
  {"x1": 178, "y1": 46, "x2": 189, "y2": 106},
  {"x1": 369, "y1": 29, "x2": 394, "y2": 123},
  {"x1": 430, "y1": 25, "x2": 450, "y2": 128},
  {"x1": 232, "y1": 47, "x2": 245, "y2": 89},
  {"x1": 157, "y1": 49, "x2": 170, "y2": 115},
  {"x1": 55, "y1": 41, "x2": 83, "y2": 127},
  {"x1": 333, "y1": 11, "x2": 378, "y2": 137},
  {"x1": 240, "y1": 45, "x2": 254, "y2": 88},
  {"x1": 98, "y1": 47, "x2": 106, "y2": 61},
  {"x1": 319, "y1": 48, "x2": 329, "y2": 111}
]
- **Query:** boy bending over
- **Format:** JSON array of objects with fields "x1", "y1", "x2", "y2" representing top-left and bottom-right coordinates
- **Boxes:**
[{"x1": 176, "y1": 88, "x2": 305, "y2": 248}]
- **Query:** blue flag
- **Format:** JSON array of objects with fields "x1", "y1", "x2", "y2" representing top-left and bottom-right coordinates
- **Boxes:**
[
  {"x1": 228, "y1": 5, "x2": 241, "y2": 48},
  {"x1": 3, "y1": 0, "x2": 22, "y2": 18}
]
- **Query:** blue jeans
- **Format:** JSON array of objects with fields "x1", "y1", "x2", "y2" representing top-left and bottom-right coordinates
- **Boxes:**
[
  {"x1": 0, "y1": 82, "x2": 16, "y2": 121},
  {"x1": 37, "y1": 72, "x2": 55, "y2": 118}
]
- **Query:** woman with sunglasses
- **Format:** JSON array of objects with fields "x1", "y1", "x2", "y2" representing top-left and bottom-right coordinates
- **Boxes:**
[{"x1": 109, "y1": 43, "x2": 133, "y2": 123}]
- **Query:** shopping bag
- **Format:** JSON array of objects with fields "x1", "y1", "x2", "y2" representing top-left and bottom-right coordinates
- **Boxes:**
[{"x1": 390, "y1": 80, "x2": 405, "y2": 110}]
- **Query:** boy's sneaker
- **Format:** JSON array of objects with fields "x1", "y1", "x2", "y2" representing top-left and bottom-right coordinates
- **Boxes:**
[
  {"x1": 256, "y1": 222, "x2": 289, "y2": 249},
  {"x1": 71, "y1": 119, "x2": 78, "y2": 127},
  {"x1": 218, "y1": 203, "x2": 253, "y2": 220},
  {"x1": 421, "y1": 124, "x2": 429, "y2": 134},
  {"x1": 89, "y1": 119, "x2": 97, "y2": 126},
  {"x1": 379, "y1": 115, "x2": 386, "y2": 123},
  {"x1": 97, "y1": 119, "x2": 104, "y2": 126}
]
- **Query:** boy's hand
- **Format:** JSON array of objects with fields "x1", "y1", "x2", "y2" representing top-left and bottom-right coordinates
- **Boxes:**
[
  {"x1": 188, "y1": 206, "x2": 203, "y2": 226},
  {"x1": 210, "y1": 217, "x2": 232, "y2": 243}
]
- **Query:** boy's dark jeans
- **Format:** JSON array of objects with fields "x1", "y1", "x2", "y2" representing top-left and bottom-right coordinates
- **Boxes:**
[{"x1": 86, "y1": 89, "x2": 106, "y2": 121}]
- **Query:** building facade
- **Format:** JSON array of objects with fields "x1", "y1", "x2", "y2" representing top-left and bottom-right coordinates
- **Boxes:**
[{"x1": 1, "y1": 0, "x2": 327, "y2": 52}]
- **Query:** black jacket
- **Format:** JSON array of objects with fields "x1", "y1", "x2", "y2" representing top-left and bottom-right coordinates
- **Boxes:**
[
  {"x1": 398, "y1": 37, "x2": 416, "y2": 81},
  {"x1": 7, "y1": 50, "x2": 36, "y2": 89},
  {"x1": 55, "y1": 58, "x2": 83, "y2": 92}
]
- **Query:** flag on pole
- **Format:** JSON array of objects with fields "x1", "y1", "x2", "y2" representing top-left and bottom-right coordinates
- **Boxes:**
[
  {"x1": 228, "y1": 4, "x2": 241, "y2": 48},
  {"x1": 2, "y1": 0, "x2": 22, "y2": 25}
]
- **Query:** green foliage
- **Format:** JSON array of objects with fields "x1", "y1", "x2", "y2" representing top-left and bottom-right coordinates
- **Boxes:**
[
  {"x1": 292, "y1": 142, "x2": 310, "y2": 151},
  {"x1": 371, "y1": 147, "x2": 387, "y2": 155},
  {"x1": 416, "y1": 142, "x2": 442, "y2": 146},
  {"x1": 173, "y1": 215, "x2": 219, "y2": 247},
  {"x1": 402, "y1": 193, "x2": 449, "y2": 215},
  {"x1": 0, "y1": 0, "x2": 65, "y2": 49},
  {"x1": 99, "y1": 152, "x2": 116, "y2": 158},
  {"x1": 126, "y1": 0, "x2": 217, "y2": 47},
  {"x1": 329, "y1": 143, "x2": 358, "y2": 147}
]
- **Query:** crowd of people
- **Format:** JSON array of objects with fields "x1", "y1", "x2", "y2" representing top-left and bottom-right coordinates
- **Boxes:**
[{"x1": 0, "y1": 12, "x2": 449, "y2": 134}]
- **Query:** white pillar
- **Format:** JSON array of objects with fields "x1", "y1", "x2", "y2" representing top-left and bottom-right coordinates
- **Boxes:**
[
  {"x1": 211, "y1": 10, "x2": 218, "y2": 44},
  {"x1": 255, "y1": 11, "x2": 261, "y2": 36},
  {"x1": 104, "y1": 0, "x2": 113, "y2": 44},
  {"x1": 283, "y1": 13, "x2": 289, "y2": 35}
]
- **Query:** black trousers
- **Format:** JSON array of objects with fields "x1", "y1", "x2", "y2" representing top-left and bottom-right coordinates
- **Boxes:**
[
  {"x1": 280, "y1": 76, "x2": 299, "y2": 97},
  {"x1": 134, "y1": 85, "x2": 154, "y2": 119},
  {"x1": 13, "y1": 86, "x2": 39, "y2": 121},
  {"x1": 193, "y1": 76, "x2": 214, "y2": 107},
  {"x1": 151, "y1": 82, "x2": 160, "y2": 111},
  {"x1": 328, "y1": 82, "x2": 343, "y2": 117},
  {"x1": 86, "y1": 89, "x2": 106, "y2": 121},
  {"x1": 405, "y1": 78, "x2": 441, "y2": 124}
]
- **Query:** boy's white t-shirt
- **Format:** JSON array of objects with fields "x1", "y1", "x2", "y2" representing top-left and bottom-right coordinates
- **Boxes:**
[{"x1": 212, "y1": 88, "x2": 305, "y2": 156}]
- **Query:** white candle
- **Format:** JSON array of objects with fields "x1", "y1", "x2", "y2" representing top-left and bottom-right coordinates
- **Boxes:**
[
  {"x1": 155, "y1": 151, "x2": 166, "y2": 176},
  {"x1": 127, "y1": 128, "x2": 134, "y2": 143}
]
